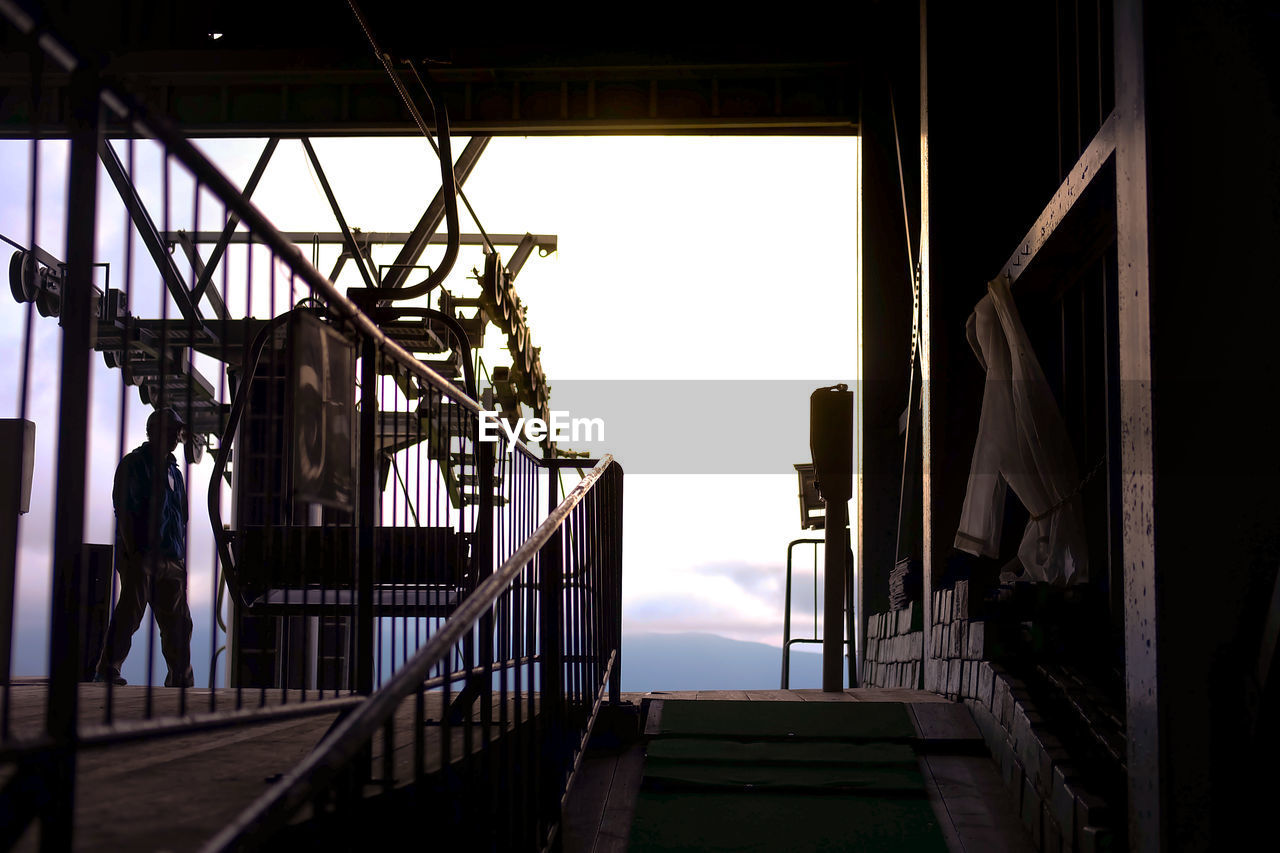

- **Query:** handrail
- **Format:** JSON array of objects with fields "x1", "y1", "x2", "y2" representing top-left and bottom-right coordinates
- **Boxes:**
[{"x1": 201, "y1": 454, "x2": 618, "y2": 852}]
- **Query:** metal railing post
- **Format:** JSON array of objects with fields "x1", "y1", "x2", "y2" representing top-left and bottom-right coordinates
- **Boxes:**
[
  {"x1": 42, "y1": 66, "x2": 103, "y2": 851},
  {"x1": 822, "y1": 500, "x2": 847, "y2": 692},
  {"x1": 475, "y1": 437, "x2": 495, "y2": 729},
  {"x1": 539, "y1": 523, "x2": 564, "y2": 831},
  {"x1": 844, "y1": 527, "x2": 859, "y2": 689},
  {"x1": 608, "y1": 469, "x2": 623, "y2": 706},
  {"x1": 781, "y1": 543, "x2": 797, "y2": 689},
  {"x1": 356, "y1": 336, "x2": 377, "y2": 697},
  {"x1": 349, "y1": 332, "x2": 380, "y2": 787}
]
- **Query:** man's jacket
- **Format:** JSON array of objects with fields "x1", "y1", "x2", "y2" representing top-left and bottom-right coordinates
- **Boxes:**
[{"x1": 113, "y1": 441, "x2": 187, "y2": 564}]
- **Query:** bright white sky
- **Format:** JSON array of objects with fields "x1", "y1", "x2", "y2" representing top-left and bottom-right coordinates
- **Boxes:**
[{"x1": 1, "y1": 134, "x2": 859, "y2": 683}]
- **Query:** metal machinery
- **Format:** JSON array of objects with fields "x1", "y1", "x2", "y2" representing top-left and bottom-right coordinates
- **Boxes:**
[
  {"x1": 4, "y1": 92, "x2": 559, "y2": 694},
  {"x1": 6, "y1": 171, "x2": 555, "y2": 691}
]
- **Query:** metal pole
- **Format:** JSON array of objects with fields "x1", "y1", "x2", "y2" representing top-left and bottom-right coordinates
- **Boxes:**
[
  {"x1": 845, "y1": 528, "x2": 859, "y2": 688},
  {"x1": 608, "y1": 468, "x2": 623, "y2": 706},
  {"x1": 476, "y1": 437, "x2": 495, "y2": 731},
  {"x1": 782, "y1": 543, "x2": 796, "y2": 689},
  {"x1": 539, "y1": 525, "x2": 564, "y2": 832},
  {"x1": 356, "y1": 336, "x2": 377, "y2": 696},
  {"x1": 822, "y1": 499, "x2": 847, "y2": 692},
  {"x1": 43, "y1": 66, "x2": 102, "y2": 851}
]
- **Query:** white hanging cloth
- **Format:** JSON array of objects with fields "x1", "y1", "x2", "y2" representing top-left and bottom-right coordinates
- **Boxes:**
[{"x1": 954, "y1": 275, "x2": 1089, "y2": 585}]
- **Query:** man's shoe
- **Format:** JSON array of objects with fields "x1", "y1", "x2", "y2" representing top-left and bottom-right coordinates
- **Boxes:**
[{"x1": 92, "y1": 672, "x2": 127, "y2": 686}]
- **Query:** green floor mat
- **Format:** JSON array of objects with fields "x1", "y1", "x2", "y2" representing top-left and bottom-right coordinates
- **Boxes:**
[
  {"x1": 645, "y1": 738, "x2": 918, "y2": 766},
  {"x1": 642, "y1": 759, "x2": 928, "y2": 792},
  {"x1": 628, "y1": 790, "x2": 947, "y2": 853},
  {"x1": 652, "y1": 700, "x2": 917, "y2": 740},
  {"x1": 631, "y1": 700, "x2": 949, "y2": 851}
]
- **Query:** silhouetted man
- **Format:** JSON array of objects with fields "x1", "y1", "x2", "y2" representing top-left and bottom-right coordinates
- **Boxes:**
[{"x1": 95, "y1": 407, "x2": 194, "y2": 687}]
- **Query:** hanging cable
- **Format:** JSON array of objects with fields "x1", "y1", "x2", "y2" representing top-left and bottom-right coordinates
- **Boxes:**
[
  {"x1": 888, "y1": 82, "x2": 922, "y2": 366},
  {"x1": 345, "y1": 0, "x2": 487, "y2": 302},
  {"x1": 405, "y1": 60, "x2": 495, "y2": 256},
  {"x1": 888, "y1": 82, "x2": 924, "y2": 563}
]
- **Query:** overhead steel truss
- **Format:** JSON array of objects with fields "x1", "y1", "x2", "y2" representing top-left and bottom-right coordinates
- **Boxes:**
[
  {"x1": 7, "y1": 122, "x2": 556, "y2": 462},
  {"x1": 0, "y1": 57, "x2": 857, "y2": 138}
]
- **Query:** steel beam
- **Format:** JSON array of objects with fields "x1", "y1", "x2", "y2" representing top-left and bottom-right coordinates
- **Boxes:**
[
  {"x1": 162, "y1": 231, "x2": 556, "y2": 250},
  {"x1": 507, "y1": 233, "x2": 537, "y2": 281},
  {"x1": 191, "y1": 137, "x2": 279, "y2": 306},
  {"x1": 174, "y1": 230, "x2": 229, "y2": 320},
  {"x1": 97, "y1": 139, "x2": 203, "y2": 325},
  {"x1": 328, "y1": 251, "x2": 352, "y2": 284},
  {"x1": 300, "y1": 137, "x2": 375, "y2": 290},
  {"x1": 999, "y1": 112, "x2": 1117, "y2": 293},
  {"x1": 382, "y1": 135, "x2": 491, "y2": 290},
  {"x1": 0, "y1": 60, "x2": 859, "y2": 139}
]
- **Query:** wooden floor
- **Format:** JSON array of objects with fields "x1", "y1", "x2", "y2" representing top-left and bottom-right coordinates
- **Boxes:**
[
  {"x1": 562, "y1": 689, "x2": 1034, "y2": 853},
  {"x1": 0, "y1": 679, "x2": 351, "y2": 741},
  {"x1": 1, "y1": 683, "x2": 538, "y2": 852}
]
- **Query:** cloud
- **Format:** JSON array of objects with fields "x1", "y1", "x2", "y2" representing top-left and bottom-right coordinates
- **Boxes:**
[{"x1": 688, "y1": 559, "x2": 785, "y2": 599}]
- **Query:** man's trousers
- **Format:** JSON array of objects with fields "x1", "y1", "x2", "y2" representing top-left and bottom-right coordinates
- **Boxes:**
[{"x1": 96, "y1": 556, "x2": 194, "y2": 688}]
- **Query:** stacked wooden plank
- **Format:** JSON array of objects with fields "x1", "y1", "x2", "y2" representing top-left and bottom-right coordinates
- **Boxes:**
[
  {"x1": 888, "y1": 557, "x2": 922, "y2": 611},
  {"x1": 862, "y1": 601, "x2": 923, "y2": 688},
  {"x1": 923, "y1": 579, "x2": 1006, "y2": 699}
]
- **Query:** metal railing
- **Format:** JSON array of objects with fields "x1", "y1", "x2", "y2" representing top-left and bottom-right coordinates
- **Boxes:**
[
  {"x1": 780, "y1": 538, "x2": 856, "y2": 689},
  {"x1": 0, "y1": 3, "x2": 623, "y2": 849},
  {"x1": 206, "y1": 455, "x2": 624, "y2": 851}
]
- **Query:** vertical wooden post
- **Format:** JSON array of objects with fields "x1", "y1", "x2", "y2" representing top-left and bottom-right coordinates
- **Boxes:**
[{"x1": 1113, "y1": 2, "x2": 1159, "y2": 850}]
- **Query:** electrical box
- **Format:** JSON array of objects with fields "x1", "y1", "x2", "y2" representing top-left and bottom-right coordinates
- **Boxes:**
[{"x1": 0, "y1": 419, "x2": 35, "y2": 514}]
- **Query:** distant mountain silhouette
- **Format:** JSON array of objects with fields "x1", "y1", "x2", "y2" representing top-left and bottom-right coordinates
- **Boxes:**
[{"x1": 620, "y1": 631, "x2": 828, "y2": 692}]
